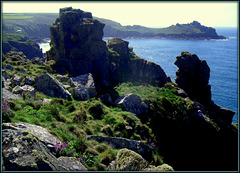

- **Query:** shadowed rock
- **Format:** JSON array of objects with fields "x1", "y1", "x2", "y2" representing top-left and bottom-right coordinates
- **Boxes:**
[
  {"x1": 47, "y1": 7, "x2": 109, "y2": 88},
  {"x1": 174, "y1": 51, "x2": 235, "y2": 126},
  {"x1": 174, "y1": 51, "x2": 211, "y2": 104},
  {"x1": 107, "y1": 37, "x2": 171, "y2": 87}
]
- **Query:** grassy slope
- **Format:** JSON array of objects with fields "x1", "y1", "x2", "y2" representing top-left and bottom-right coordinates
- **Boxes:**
[{"x1": 3, "y1": 56, "x2": 170, "y2": 170}]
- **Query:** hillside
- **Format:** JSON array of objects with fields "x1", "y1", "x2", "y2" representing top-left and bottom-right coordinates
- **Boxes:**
[
  {"x1": 2, "y1": 33, "x2": 43, "y2": 59},
  {"x1": 3, "y1": 13, "x2": 58, "y2": 42},
  {"x1": 3, "y1": 13, "x2": 225, "y2": 42}
]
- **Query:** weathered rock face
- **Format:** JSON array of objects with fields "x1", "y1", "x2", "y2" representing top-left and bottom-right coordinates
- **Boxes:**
[
  {"x1": 3, "y1": 122, "x2": 58, "y2": 153},
  {"x1": 174, "y1": 51, "x2": 211, "y2": 104},
  {"x1": 107, "y1": 37, "x2": 131, "y2": 57},
  {"x1": 107, "y1": 148, "x2": 174, "y2": 171},
  {"x1": 47, "y1": 7, "x2": 170, "y2": 92},
  {"x1": 47, "y1": 7, "x2": 109, "y2": 88},
  {"x1": 114, "y1": 94, "x2": 148, "y2": 115},
  {"x1": 2, "y1": 123, "x2": 87, "y2": 171},
  {"x1": 107, "y1": 37, "x2": 171, "y2": 87},
  {"x1": 35, "y1": 73, "x2": 71, "y2": 99},
  {"x1": 2, "y1": 125, "x2": 67, "y2": 171},
  {"x1": 174, "y1": 51, "x2": 235, "y2": 126}
]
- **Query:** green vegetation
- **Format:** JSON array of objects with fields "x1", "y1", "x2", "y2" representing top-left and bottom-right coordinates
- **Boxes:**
[
  {"x1": 3, "y1": 52, "x2": 237, "y2": 170},
  {"x1": 3, "y1": 13, "x2": 223, "y2": 42},
  {"x1": 2, "y1": 33, "x2": 36, "y2": 46},
  {"x1": 7, "y1": 93, "x2": 161, "y2": 170},
  {"x1": 3, "y1": 13, "x2": 34, "y2": 19},
  {"x1": 3, "y1": 13, "x2": 58, "y2": 41},
  {"x1": 3, "y1": 56, "x2": 170, "y2": 170},
  {"x1": 115, "y1": 82, "x2": 194, "y2": 122}
]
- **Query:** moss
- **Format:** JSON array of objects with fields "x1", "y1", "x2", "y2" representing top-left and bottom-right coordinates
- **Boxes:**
[{"x1": 115, "y1": 148, "x2": 149, "y2": 171}]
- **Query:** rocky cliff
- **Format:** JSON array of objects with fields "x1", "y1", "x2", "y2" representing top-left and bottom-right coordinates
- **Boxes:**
[
  {"x1": 107, "y1": 37, "x2": 171, "y2": 86},
  {"x1": 2, "y1": 7, "x2": 237, "y2": 172},
  {"x1": 174, "y1": 51, "x2": 235, "y2": 126},
  {"x1": 47, "y1": 7, "x2": 109, "y2": 88},
  {"x1": 47, "y1": 7, "x2": 170, "y2": 92}
]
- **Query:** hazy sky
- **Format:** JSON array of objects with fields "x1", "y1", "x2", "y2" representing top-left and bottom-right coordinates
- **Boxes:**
[{"x1": 2, "y1": 1, "x2": 238, "y2": 27}]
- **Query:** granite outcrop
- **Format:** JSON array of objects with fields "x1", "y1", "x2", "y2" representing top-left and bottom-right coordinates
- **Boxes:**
[
  {"x1": 174, "y1": 51, "x2": 235, "y2": 126},
  {"x1": 107, "y1": 37, "x2": 171, "y2": 87},
  {"x1": 46, "y1": 7, "x2": 109, "y2": 88},
  {"x1": 46, "y1": 8, "x2": 171, "y2": 92},
  {"x1": 2, "y1": 122, "x2": 87, "y2": 171}
]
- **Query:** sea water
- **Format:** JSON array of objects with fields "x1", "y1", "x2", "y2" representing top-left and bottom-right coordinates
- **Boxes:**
[{"x1": 39, "y1": 27, "x2": 238, "y2": 123}]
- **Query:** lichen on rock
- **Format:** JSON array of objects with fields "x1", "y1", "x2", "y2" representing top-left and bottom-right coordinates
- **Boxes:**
[{"x1": 107, "y1": 148, "x2": 174, "y2": 171}]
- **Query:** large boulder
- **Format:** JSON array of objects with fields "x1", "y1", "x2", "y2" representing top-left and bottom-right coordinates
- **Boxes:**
[
  {"x1": 3, "y1": 122, "x2": 58, "y2": 153},
  {"x1": 114, "y1": 94, "x2": 148, "y2": 115},
  {"x1": 35, "y1": 73, "x2": 71, "y2": 99},
  {"x1": 107, "y1": 148, "x2": 174, "y2": 171},
  {"x1": 2, "y1": 123, "x2": 87, "y2": 171},
  {"x1": 2, "y1": 125, "x2": 67, "y2": 171},
  {"x1": 70, "y1": 73, "x2": 96, "y2": 97},
  {"x1": 46, "y1": 7, "x2": 109, "y2": 88}
]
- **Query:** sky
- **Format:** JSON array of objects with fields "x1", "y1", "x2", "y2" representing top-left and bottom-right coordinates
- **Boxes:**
[{"x1": 1, "y1": 1, "x2": 238, "y2": 27}]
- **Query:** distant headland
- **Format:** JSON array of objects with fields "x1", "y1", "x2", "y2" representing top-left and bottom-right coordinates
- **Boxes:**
[{"x1": 3, "y1": 13, "x2": 225, "y2": 43}]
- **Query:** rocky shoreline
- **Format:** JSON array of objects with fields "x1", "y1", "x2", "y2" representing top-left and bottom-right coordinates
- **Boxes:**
[{"x1": 2, "y1": 7, "x2": 238, "y2": 171}]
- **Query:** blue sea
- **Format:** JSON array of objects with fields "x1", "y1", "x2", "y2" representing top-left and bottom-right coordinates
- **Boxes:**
[{"x1": 40, "y1": 27, "x2": 238, "y2": 123}]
